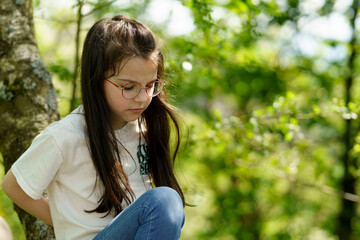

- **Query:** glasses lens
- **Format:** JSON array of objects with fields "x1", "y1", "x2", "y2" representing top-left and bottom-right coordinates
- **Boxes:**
[
  {"x1": 146, "y1": 81, "x2": 163, "y2": 97},
  {"x1": 122, "y1": 83, "x2": 140, "y2": 99}
]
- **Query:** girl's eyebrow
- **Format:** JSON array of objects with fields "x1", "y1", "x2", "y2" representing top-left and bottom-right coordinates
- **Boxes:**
[
  {"x1": 117, "y1": 78, "x2": 137, "y2": 83},
  {"x1": 117, "y1": 78, "x2": 157, "y2": 84}
]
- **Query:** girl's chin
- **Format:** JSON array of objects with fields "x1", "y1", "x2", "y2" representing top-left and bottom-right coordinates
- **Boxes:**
[{"x1": 112, "y1": 112, "x2": 143, "y2": 129}]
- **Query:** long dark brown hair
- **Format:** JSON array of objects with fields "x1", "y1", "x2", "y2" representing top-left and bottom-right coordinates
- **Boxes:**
[{"x1": 81, "y1": 15, "x2": 185, "y2": 216}]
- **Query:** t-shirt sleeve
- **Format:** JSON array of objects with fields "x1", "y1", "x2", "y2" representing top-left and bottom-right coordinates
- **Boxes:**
[{"x1": 11, "y1": 129, "x2": 63, "y2": 200}]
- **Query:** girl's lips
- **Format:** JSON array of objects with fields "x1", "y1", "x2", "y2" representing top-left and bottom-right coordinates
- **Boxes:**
[{"x1": 129, "y1": 108, "x2": 143, "y2": 113}]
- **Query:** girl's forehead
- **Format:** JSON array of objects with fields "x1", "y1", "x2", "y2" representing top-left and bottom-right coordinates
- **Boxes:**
[
  {"x1": 105, "y1": 57, "x2": 157, "y2": 81},
  {"x1": 115, "y1": 54, "x2": 158, "y2": 74}
]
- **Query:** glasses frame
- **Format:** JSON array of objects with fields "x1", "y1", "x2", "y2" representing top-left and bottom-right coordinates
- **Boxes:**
[{"x1": 105, "y1": 78, "x2": 165, "y2": 99}]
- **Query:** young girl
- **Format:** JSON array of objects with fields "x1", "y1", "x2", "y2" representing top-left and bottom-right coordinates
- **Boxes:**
[{"x1": 2, "y1": 15, "x2": 186, "y2": 239}]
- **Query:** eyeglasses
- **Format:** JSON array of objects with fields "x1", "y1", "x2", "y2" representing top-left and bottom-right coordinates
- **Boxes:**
[{"x1": 105, "y1": 78, "x2": 165, "y2": 99}]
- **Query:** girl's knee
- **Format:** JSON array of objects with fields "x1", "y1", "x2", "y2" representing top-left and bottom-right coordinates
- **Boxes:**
[
  {"x1": 145, "y1": 187, "x2": 185, "y2": 226},
  {"x1": 147, "y1": 187, "x2": 183, "y2": 210}
]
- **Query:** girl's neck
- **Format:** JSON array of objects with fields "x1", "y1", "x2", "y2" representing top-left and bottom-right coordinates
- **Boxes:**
[{"x1": 112, "y1": 119, "x2": 127, "y2": 130}]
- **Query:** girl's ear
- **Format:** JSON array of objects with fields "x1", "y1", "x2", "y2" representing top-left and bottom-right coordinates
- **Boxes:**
[{"x1": 104, "y1": 69, "x2": 112, "y2": 79}]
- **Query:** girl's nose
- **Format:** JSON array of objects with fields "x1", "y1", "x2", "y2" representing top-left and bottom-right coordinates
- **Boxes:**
[{"x1": 134, "y1": 88, "x2": 149, "y2": 102}]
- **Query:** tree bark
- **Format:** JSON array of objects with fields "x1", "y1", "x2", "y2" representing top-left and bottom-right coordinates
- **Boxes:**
[{"x1": 0, "y1": 0, "x2": 58, "y2": 239}]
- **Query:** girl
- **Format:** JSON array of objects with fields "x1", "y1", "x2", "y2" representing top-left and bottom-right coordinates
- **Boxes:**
[{"x1": 2, "y1": 15, "x2": 186, "y2": 239}]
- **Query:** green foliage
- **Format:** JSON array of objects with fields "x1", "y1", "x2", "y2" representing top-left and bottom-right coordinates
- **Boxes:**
[
  {"x1": 0, "y1": 153, "x2": 25, "y2": 240},
  {"x1": 181, "y1": 91, "x2": 351, "y2": 239},
  {"x1": 183, "y1": 0, "x2": 214, "y2": 33},
  {"x1": 48, "y1": 62, "x2": 73, "y2": 82}
]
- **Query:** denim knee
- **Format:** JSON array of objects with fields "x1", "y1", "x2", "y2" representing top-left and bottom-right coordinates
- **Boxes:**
[{"x1": 144, "y1": 187, "x2": 185, "y2": 227}]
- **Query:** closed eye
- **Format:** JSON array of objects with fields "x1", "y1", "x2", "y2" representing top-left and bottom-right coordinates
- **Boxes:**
[{"x1": 123, "y1": 84, "x2": 136, "y2": 90}]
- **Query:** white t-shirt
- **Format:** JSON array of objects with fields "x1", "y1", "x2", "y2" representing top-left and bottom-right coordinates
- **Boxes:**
[{"x1": 11, "y1": 106, "x2": 152, "y2": 239}]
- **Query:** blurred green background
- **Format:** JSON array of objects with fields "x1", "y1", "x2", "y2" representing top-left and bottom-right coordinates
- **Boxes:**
[{"x1": 2, "y1": 0, "x2": 360, "y2": 239}]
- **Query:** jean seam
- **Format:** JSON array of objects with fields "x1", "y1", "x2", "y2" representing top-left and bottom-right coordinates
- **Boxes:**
[{"x1": 143, "y1": 205, "x2": 152, "y2": 240}]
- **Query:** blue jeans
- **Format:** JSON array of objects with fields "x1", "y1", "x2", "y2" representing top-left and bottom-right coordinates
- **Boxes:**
[{"x1": 93, "y1": 187, "x2": 185, "y2": 240}]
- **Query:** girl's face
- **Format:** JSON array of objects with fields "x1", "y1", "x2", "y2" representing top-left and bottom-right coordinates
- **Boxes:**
[{"x1": 104, "y1": 56, "x2": 158, "y2": 129}]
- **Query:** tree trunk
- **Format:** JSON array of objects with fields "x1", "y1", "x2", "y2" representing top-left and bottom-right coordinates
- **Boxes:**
[
  {"x1": 69, "y1": 0, "x2": 84, "y2": 112},
  {"x1": 0, "y1": 0, "x2": 58, "y2": 239},
  {"x1": 338, "y1": 1, "x2": 359, "y2": 239}
]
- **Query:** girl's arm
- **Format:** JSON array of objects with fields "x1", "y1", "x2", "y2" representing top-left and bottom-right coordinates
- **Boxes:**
[{"x1": 2, "y1": 170, "x2": 53, "y2": 226}]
